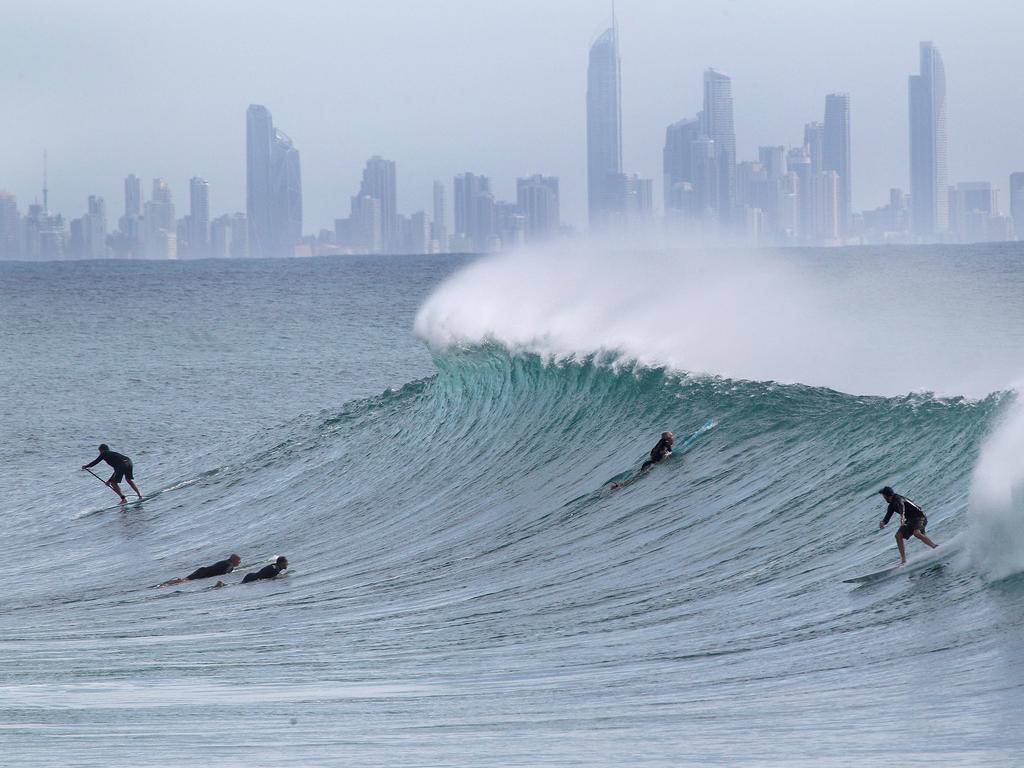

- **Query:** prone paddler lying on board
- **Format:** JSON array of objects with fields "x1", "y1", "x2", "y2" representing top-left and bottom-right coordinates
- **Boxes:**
[
  {"x1": 877, "y1": 486, "x2": 939, "y2": 564},
  {"x1": 611, "y1": 432, "x2": 675, "y2": 489},
  {"x1": 159, "y1": 554, "x2": 242, "y2": 587}
]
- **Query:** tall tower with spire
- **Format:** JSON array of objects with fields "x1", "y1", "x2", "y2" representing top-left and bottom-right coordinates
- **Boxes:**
[{"x1": 586, "y1": 13, "x2": 624, "y2": 229}]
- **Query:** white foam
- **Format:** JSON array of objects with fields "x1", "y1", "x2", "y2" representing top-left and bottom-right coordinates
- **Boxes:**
[
  {"x1": 415, "y1": 238, "x2": 1024, "y2": 397},
  {"x1": 968, "y1": 394, "x2": 1024, "y2": 581}
]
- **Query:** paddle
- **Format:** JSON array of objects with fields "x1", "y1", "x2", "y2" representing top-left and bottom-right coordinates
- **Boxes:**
[{"x1": 83, "y1": 467, "x2": 124, "y2": 501}]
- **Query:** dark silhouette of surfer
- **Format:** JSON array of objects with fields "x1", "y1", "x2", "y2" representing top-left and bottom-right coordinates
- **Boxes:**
[
  {"x1": 82, "y1": 444, "x2": 142, "y2": 502},
  {"x1": 159, "y1": 554, "x2": 242, "y2": 587},
  {"x1": 877, "y1": 486, "x2": 938, "y2": 564},
  {"x1": 611, "y1": 432, "x2": 675, "y2": 489}
]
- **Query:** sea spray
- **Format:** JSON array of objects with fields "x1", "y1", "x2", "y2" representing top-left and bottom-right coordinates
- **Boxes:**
[
  {"x1": 968, "y1": 393, "x2": 1024, "y2": 581},
  {"x1": 415, "y1": 240, "x2": 1024, "y2": 397}
]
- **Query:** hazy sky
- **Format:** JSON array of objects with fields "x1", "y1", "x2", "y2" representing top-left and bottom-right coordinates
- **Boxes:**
[{"x1": 3, "y1": 0, "x2": 1023, "y2": 232}]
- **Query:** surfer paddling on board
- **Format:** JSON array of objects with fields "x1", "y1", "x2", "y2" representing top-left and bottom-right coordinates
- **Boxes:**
[
  {"x1": 159, "y1": 554, "x2": 241, "y2": 587},
  {"x1": 81, "y1": 444, "x2": 142, "y2": 502},
  {"x1": 611, "y1": 432, "x2": 675, "y2": 489},
  {"x1": 878, "y1": 486, "x2": 938, "y2": 564},
  {"x1": 642, "y1": 432, "x2": 675, "y2": 472},
  {"x1": 241, "y1": 556, "x2": 288, "y2": 584}
]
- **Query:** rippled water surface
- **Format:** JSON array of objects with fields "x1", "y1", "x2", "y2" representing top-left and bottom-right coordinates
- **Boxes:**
[{"x1": 2, "y1": 249, "x2": 1024, "y2": 767}]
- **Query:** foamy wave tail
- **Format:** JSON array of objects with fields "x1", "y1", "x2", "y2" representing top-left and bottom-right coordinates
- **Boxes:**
[
  {"x1": 968, "y1": 394, "x2": 1024, "y2": 581},
  {"x1": 414, "y1": 240, "x2": 1021, "y2": 398}
]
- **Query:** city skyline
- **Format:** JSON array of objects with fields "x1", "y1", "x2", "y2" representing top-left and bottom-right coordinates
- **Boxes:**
[{"x1": 3, "y1": 1, "x2": 1023, "y2": 235}]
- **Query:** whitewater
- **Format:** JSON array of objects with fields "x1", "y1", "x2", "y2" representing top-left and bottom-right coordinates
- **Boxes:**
[{"x1": 2, "y1": 245, "x2": 1024, "y2": 767}]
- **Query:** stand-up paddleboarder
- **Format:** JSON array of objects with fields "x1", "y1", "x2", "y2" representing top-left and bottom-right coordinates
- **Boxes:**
[{"x1": 82, "y1": 444, "x2": 142, "y2": 502}]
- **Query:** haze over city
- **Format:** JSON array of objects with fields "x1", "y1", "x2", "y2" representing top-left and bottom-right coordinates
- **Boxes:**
[{"x1": 2, "y1": 0, "x2": 1023, "y2": 250}]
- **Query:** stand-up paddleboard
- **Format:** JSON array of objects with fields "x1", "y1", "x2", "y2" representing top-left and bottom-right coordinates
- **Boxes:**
[
  {"x1": 606, "y1": 419, "x2": 718, "y2": 491},
  {"x1": 843, "y1": 534, "x2": 964, "y2": 583}
]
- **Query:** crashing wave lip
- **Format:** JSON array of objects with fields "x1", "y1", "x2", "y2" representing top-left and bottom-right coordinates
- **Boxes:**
[{"x1": 414, "y1": 242, "x2": 1024, "y2": 400}]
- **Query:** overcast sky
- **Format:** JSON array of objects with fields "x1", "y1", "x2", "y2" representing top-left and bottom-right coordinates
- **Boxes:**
[{"x1": 3, "y1": 0, "x2": 1023, "y2": 232}]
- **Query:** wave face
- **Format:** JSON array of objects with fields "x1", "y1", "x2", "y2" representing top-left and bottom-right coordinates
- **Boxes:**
[{"x1": 5, "y1": 252, "x2": 1024, "y2": 766}]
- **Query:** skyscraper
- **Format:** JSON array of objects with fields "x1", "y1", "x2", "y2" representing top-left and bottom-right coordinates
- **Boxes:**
[
  {"x1": 145, "y1": 179, "x2": 176, "y2": 259},
  {"x1": 586, "y1": 23, "x2": 623, "y2": 229},
  {"x1": 431, "y1": 180, "x2": 448, "y2": 252},
  {"x1": 0, "y1": 192, "x2": 19, "y2": 260},
  {"x1": 803, "y1": 123, "x2": 824, "y2": 174},
  {"x1": 516, "y1": 175, "x2": 561, "y2": 242},
  {"x1": 454, "y1": 172, "x2": 493, "y2": 251},
  {"x1": 823, "y1": 93, "x2": 851, "y2": 236},
  {"x1": 189, "y1": 177, "x2": 210, "y2": 258},
  {"x1": 247, "y1": 105, "x2": 274, "y2": 257},
  {"x1": 357, "y1": 157, "x2": 397, "y2": 250},
  {"x1": 909, "y1": 41, "x2": 948, "y2": 239},
  {"x1": 247, "y1": 104, "x2": 302, "y2": 258},
  {"x1": 86, "y1": 195, "x2": 107, "y2": 258},
  {"x1": 270, "y1": 129, "x2": 302, "y2": 255},
  {"x1": 1009, "y1": 172, "x2": 1024, "y2": 238},
  {"x1": 702, "y1": 69, "x2": 736, "y2": 224},
  {"x1": 124, "y1": 174, "x2": 142, "y2": 220},
  {"x1": 786, "y1": 148, "x2": 813, "y2": 241},
  {"x1": 663, "y1": 118, "x2": 701, "y2": 220}
]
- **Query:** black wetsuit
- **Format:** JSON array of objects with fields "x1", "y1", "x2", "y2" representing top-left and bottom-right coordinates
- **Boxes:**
[
  {"x1": 186, "y1": 559, "x2": 236, "y2": 581},
  {"x1": 883, "y1": 493, "x2": 928, "y2": 539},
  {"x1": 641, "y1": 438, "x2": 674, "y2": 472},
  {"x1": 84, "y1": 449, "x2": 134, "y2": 483},
  {"x1": 241, "y1": 563, "x2": 284, "y2": 584}
]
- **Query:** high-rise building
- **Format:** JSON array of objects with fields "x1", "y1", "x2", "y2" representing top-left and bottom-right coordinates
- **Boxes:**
[
  {"x1": 350, "y1": 194, "x2": 382, "y2": 253},
  {"x1": 803, "y1": 122, "x2": 824, "y2": 174},
  {"x1": 124, "y1": 174, "x2": 142, "y2": 221},
  {"x1": 823, "y1": 93, "x2": 851, "y2": 235},
  {"x1": 586, "y1": 24, "x2": 623, "y2": 229},
  {"x1": 406, "y1": 211, "x2": 430, "y2": 254},
  {"x1": 758, "y1": 146, "x2": 786, "y2": 181},
  {"x1": 431, "y1": 180, "x2": 448, "y2": 252},
  {"x1": 664, "y1": 118, "x2": 701, "y2": 221},
  {"x1": 86, "y1": 195, "x2": 107, "y2": 258},
  {"x1": 702, "y1": 69, "x2": 736, "y2": 224},
  {"x1": 909, "y1": 41, "x2": 948, "y2": 239},
  {"x1": 230, "y1": 213, "x2": 249, "y2": 258},
  {"x1": 454, "y1": 173, "x2": 493, "y2": 251},
  {"x1": 247, "y1": 105, "x2": 274, "y2": 257},
  {"x1": 690, "y1": 136, "x2": 719, "y2": 223},
  {"x1": 813, "y1": 171, "x2": 840, "y2": 242},
  {"x1": 145, "y1": 179, "x2": 176, "y2": 259},
  {"x1": 949, "y1": 181, "x2": 1001, "y2": 242},
  {"x1": 271, "y1": 129, "x2": 302, "y2": 255},
  {"x1": 189, "y1": 177, "x2": 210, "y2": 258},
  {"x1": 247, "y1": 104, "x2": 302, "y2": 258},
  {"x1": 1009, "y1": 172, "x2": 1024, "y2": 238},
  {"x1": 516, "y1": 175, "x2": 560, "y2": 242},
  {"x1": 0, "y1": 192, "x2": 19, "y2": 260},
  {"x1": 210, "y1": 214, "x2": 231, "y2": 258},
  {"x1": 787, "y1": 148, "x2": 814, "y2": 241},
  {"x1": 356, "y1": 157, "x2": 397, "y2": 251}
]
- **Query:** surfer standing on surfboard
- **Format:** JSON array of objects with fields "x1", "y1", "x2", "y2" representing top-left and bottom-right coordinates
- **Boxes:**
[
  {"x1": 81, "y1": 444, "x2": 142, "y2": 502},
  {"x1": 878, "y1": 486, "x2": 938, "y2": 564}
]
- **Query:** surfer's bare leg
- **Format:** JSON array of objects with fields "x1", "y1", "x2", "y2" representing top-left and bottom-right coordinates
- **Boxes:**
[
  {"x1": 159, "y1": 577, "x2": 186, "y2": 587},
  {"x1": 913, "y1": 530, "x2": 938, "y2": 549},
  {"x1": 106, "y1": 475, "x2": 127, "y2": 501},
  {"x1": 126, "y1": 479, "x2": 143, "y2": 499},
  {"x1": 895, "y1": 531, "x2": 907, "y2": 564}
]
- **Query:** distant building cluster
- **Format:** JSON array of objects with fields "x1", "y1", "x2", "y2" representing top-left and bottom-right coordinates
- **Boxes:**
[{"x1": 0, "y1": 31, "x2": 1021, "y2": 261}]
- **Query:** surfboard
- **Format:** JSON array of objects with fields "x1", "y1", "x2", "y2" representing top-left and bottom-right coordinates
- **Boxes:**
[
  {"x1": 843, "y1": 535, "x2": 963, "y2": 583},
  {"x1": 604, "y1": 419, "x2": 719, "y2": 491}
]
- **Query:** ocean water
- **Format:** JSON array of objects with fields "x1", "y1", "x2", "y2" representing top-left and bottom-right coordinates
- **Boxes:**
[{"x1": 2, "y1": 245, "x2": 1024, "y2": 767}]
